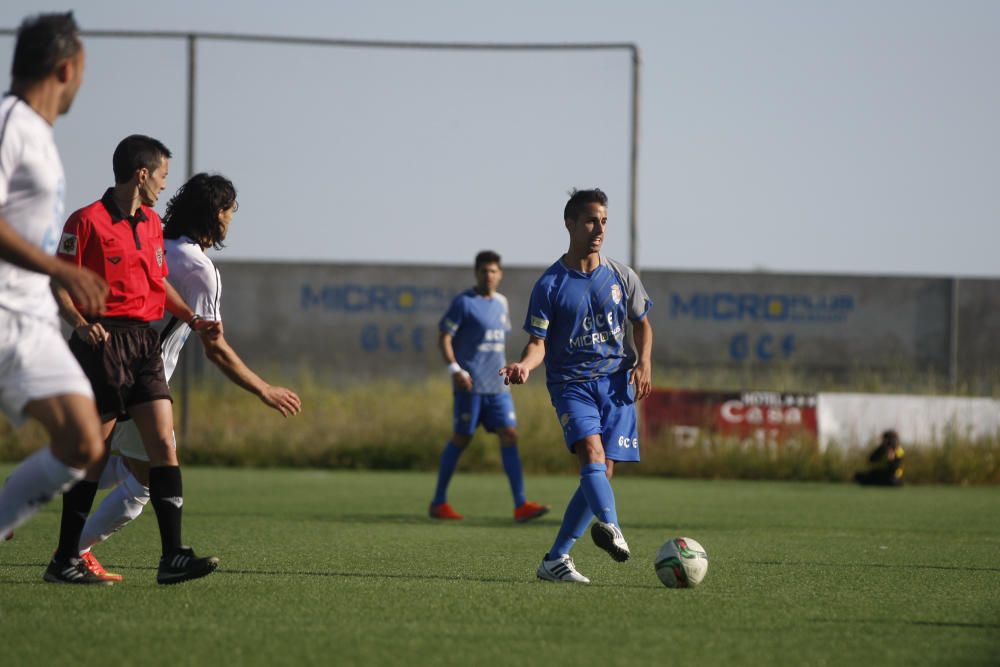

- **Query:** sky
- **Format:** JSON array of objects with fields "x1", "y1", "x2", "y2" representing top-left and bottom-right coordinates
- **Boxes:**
[{"x1": 3, "y1": 1, "x2": 998, "y2": 277}]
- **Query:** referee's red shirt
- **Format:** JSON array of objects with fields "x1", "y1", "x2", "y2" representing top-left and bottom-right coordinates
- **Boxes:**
[{"x1": 56, "y1": 188, "x2": 169, "y2": 322}]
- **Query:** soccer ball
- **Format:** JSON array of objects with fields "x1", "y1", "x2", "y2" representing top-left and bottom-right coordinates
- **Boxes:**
[{"x1": 654, "y1": 537, "x2": 708, "y2": 588}]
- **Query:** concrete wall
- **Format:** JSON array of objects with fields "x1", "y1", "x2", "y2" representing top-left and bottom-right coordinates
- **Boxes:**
[
  {"x1": 208, "y1": 260, "x2": 999, "y2": 385},
  {"x1": 651, "y1": 271, "x2": 952, "y2": 373}
]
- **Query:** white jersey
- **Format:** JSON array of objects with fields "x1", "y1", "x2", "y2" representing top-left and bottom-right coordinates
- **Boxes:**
[
  {"x1": 155, "y1": 236, "x2": 221, "y2": 380},
  {"x1": 0, "y1": 94, "x2": 66, "y2": 324}
]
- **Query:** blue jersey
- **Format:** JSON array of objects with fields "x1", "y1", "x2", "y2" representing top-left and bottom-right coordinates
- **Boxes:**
[
  {"x1": 440, "y1": 288, "x2": 511, "y2": 395},
  {"x1": 524, "y1": 256, "x2": 651, "y2": 385}
]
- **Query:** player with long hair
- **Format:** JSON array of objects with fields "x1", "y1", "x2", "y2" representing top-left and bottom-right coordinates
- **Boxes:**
[{"x1": 76, "y1": 172, "x2": 301, "y2": 580}]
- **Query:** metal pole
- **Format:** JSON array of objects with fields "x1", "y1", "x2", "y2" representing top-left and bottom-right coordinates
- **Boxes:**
[
  {"x1": 628, "y1": 46, "x2": 641, "y2": 271},
  {"x1": 179, "y1": 34, "x2": 197, "y2": 439},
  {"x1": 949, "y1": 277, "x2": 960, "y2": 392}
]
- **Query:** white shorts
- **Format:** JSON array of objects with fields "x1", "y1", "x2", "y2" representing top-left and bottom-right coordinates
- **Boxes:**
[
  {"x1": 109, "y1": 419, "x2": 176, "y2": 462},
  {"x1": 0, "y1": 308, "x2": 94, "y2": 427}
]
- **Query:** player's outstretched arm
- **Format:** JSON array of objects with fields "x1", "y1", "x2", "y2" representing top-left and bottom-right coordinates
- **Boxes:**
[
  {"x1": 439, "y1": 331, "x2": 473, "y2": 391},
  {"x1": 197, "y1": 330, "x2": 302, "y2": 417},
  {"x1": 500, "y1": 336, "x2": 546, "y2": 386},
  {"x1": 0, "y1": 216, "x2": 107, "y2": 315},
  {"x1": 631, "y1": 316, "x2": 653, "y2": 401}
]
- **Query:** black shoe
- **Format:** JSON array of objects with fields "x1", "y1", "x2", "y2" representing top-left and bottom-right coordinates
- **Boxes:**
[
  {"x1": 157, "y1": 546, "x2": 219, "y2": 585},
  {"x1": 43, "y1": 556, "x2": 115, "y2": 586}
]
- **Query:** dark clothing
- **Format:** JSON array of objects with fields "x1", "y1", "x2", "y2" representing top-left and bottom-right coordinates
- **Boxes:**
[
  {"x1": 854, "y1": 440, "x2": 905, "y2": 487},
  {"x1": 68, "y1": 318, "x2": 171, "y2": 419},
  {"x1": 854, "y1": 468, "x2": 903, "y2": 487}
]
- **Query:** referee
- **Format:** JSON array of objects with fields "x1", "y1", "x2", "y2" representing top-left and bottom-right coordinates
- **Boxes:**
[{"x1": 49, "y1": 134, "x2": 220, "y2": 585}]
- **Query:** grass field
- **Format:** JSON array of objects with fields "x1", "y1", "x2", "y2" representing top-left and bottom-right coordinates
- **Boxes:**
[{"x1": 1, "y1": 467, "x2": 998, "y2": 666}]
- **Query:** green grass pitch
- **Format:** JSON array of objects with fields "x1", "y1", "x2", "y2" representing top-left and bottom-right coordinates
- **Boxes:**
[{"x1": 1, "y1": 467, "x2": 998, "y2": 666}]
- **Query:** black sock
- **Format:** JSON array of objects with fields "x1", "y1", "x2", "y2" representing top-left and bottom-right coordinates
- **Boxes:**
[
  {"x1": 149, "y1": 465, "x2": 183, "y2": 557},
  {"x1": 55, "y1": 480, "x2": 99, "y2": 561}
]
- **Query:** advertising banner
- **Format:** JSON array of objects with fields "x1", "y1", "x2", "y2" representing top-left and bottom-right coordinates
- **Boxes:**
[{"x1": 641, "y1": 388, "x2": 819, "y2": 447}]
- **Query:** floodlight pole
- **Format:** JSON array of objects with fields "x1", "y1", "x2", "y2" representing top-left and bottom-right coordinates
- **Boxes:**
[
  {"x1": 178, "y1": 34, "x2": 197, "y2": 439},
  {"x1": 628, "y1": 46, "x2": 641, "y2": 272}
]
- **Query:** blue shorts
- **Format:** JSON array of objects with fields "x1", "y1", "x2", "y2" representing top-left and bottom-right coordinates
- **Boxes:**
[
  {"x1": 453, "y1": 391, "x2": 517, "y2": 435},
  {"x1": 548, "y1": 371, "x2": 640, "y2": 462}
]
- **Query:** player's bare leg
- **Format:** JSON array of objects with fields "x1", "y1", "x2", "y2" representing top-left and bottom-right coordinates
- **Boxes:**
[
  {"x1": 8, "y1": 394, "x2": 117, "y2": 586},
  {"x1": 1, "y1": 394, "x2": 102, "y2": 541}
]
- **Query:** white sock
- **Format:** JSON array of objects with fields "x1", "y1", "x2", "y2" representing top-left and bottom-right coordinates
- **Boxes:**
[
  {"x1": 97, "y1": 455, "x2": 130, "y2": 490},
  {"x1": 79, "y1": 471, "x2": 149, "y2": 552},
  {"x1": 0, "y1": 447, "x2": 85, "y2": 540}
]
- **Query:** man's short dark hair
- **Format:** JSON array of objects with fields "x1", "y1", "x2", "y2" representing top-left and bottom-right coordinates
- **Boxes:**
[
  {"x1": 112, "y1": 135, "x2": 172, "y2": 184},
  {"x1": 11, "y1": 13, "x2": 82, "y2": 82},
  {"x1": 563, "y1": 188, "x2": 609, "y2": 222},
  {"x1": 881, "y1": 430, "x2": 899, "y2": 447},
  {"x1": 163, "y1": 173, "x2": 237, "y2": 250},
  {"x1": 475, "y1": 250, "x2": 502, "y2": 270}
]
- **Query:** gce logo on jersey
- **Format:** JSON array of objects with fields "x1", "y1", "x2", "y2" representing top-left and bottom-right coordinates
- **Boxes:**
[{"x1": 617, "y1": 435, "x2": 638, "y2": 449}]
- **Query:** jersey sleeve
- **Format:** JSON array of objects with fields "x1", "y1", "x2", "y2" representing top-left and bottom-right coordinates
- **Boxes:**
[
  {"x1": 439, "y1": 295, "x2": 465, "y2": 336},
  {"x1": 0, "y1": 115, "x2": 23, "y2": 207},
  {"x1": 523, "y1": 279, "x2": 552, "y2": 339},
  {"x1": 56, "y1": 210, "x2": 89, "y2": 266},
  {"x1": 624, "y1": 266, "x2": 652, "y2": 321},
  {"x1": 185, "y1": 262, "x2": 223, "y2": 321},
  {"x1": 496, "y1": 293, "x2": 512, "y2": 332}
]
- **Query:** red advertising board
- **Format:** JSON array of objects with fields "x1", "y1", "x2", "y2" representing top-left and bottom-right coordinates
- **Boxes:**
[{"x1": 641, "y1": 389, "x2": 818, "y2": 446}]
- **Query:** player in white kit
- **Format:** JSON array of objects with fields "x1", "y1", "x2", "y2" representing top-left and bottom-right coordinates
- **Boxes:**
[
  {"x1": 0, "y1": 13, "x2": 113, "y2": 585},
  {"x1": 76, "y1": 173, "x2": 301, "y2": 577}
]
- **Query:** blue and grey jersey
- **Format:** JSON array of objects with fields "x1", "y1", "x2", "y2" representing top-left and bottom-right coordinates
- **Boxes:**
[
  {"x1": 440, "y1": 288, "x2": 511, "y2": 395},
  {"x1": 524, "y1": 256, "x2": 651, "y2": 385}
]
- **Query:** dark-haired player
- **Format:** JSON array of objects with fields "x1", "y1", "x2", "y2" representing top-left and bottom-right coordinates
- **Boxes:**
[
  {"x1": 78, "y1": 173, "x2": 301, "y2": 567},
  {"x1": 430, "y1": 251, "x2": 549, "y2": 522},
  {"x1": 48, "y1": 135, "x2": 221, "y2": 585},
  {"x1": 501, "y1": 189, "x2": 653, "y2": 583},
  {"x1": 0, "y1": 13, "x2": 110, "y2": 583}
]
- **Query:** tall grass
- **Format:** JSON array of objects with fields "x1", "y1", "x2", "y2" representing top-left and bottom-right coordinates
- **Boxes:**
[{"x1": 1, "y1": 368, "x2": 996, "y2": 483}]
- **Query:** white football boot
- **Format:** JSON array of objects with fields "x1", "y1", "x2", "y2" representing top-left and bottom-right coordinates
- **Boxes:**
[
  {"x1": 590, "y1": 521, "x2": 631, "y2": 562},
  {"x1": 537, "y1": 554, "x2": 590, "y2": 583}
]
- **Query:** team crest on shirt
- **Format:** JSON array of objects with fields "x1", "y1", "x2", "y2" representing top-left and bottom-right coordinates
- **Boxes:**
[
  {"x1": 107, "y1": 256, "x2": 121, "y2": 265},
  {"x1": 155, "y1": 247, "x2": 164, "y2": 267},
  {"x1": 560, "y1": 413, "x2": 570, "y2": 427},
  {"x1": 57, "y1": 233, "x2": 78, "y2": 256},
  {"x1": 610, "y1": 283, "x2": 623, "y2": 305}
]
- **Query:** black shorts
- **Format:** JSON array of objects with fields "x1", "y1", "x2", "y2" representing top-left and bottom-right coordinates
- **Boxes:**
[{"x1": 68, "y1": 318, "x2": 171, "y2": 420}]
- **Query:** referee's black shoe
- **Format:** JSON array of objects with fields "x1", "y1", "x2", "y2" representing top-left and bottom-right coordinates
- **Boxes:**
[
  {"x1": 157, "y1": 546, "x2": 219, "y2": 585},
  {"x1": 43, "y1": 556, "x2": 115, "y2": 585}
]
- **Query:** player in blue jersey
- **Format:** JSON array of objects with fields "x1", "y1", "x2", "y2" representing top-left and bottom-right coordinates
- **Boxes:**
[
  {"x1": 429, "y1": 250, "x2": 550, "y2": 523},
  {"x1": 500, "y1": 189, "x2": 653, "y2": 583}
]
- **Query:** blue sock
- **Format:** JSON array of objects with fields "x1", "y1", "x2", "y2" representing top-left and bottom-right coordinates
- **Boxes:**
[
  {"x1": 548, "y1": 486, "x2": 592, "y2": 557},
  {"x1": 432, "y1": 441, "x2": 463, "y2": 505},
  {"x1": 578, "y1": 463, "x2": 619, "y2": 526},
  {"x1": 500, "y1": 444, "x2": 527, "y2": 507}
]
